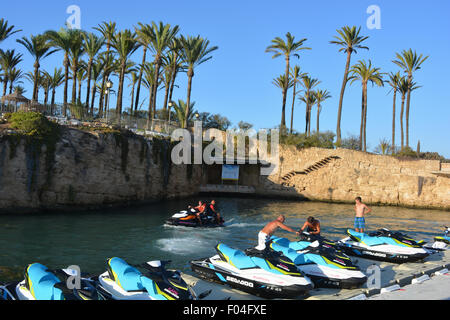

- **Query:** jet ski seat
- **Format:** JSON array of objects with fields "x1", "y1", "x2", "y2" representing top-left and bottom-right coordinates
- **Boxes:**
[
  {"x1": 216, "y1": 244, "x2": 257, "y2": 270},
  {"x1": 348, "y1": 229, "x2": 397, "y2": 246},
  {"x1": 269, "y1": 242, "x2": 308, "y2": 265},
  {"x1": 107, "y1": 258, "x2": 144, "y2": 292},
  {"x1": 25, "y1": 263, "x2": 64, "y2": 300}
]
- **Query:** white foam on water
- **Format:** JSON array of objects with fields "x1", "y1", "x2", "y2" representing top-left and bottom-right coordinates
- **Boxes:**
[
  {"x1": 226, "y1": 222, "x2": 264, "y2": 228},
  {"x1": 156, "y1": 237, "x2": 217, "y2": 255}
]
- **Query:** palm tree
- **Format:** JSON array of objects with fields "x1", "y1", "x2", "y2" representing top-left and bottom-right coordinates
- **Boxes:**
[
  {"x1": 94, "y1": 21, "x2": 117, "y2": 114},
  {"x1": 17, "y1": 34, "x2": 55, "y2": 101},
  {"x1": 110, "y1": 29, "x2": 139, "y2": 117},
  {"x1": 7, "y1": 68, "x2": 24, "y2": 94},
  {"x1": 82, "y1": 32, "x2": 104, "y2": 107},
  {"x1": 0, "y1": 49, "x2": 23, "y2": 96},
  {"x1": 24, "y1": 70, "x2": 44, "y2": 102},
  {"x1": 161, "y1": 60, "x2": 173, "y2": 118},
  {"x1": 173, "y1": 99, "x2": 197, "y2": 127},
  {"x1": 67, "y1": 30, "x2": 85, "y2": 104},
  {"x1": 298, "y1": 93, "x2": 317, "y2": 136},
  {"x1": 142, "y1": 22, "x2": 180, "y2": 116},
  {"x1": 349, "y1": 60, "x2": 384, "y2": 152},
  {"x1": 273, "y1": 74, "x2": 294, "y2": 130},
  {"x1": 289, "y1": 66, "x2": 306, "y2": 134},
  {"x1": 330, "y1": 26, "x2": 369, "y2": 145},
  {"x1": 40, "y1": 71, "x2": 52, "y2": 105},
  {"x1": 299, "y1": 75, "x2": 320, "y2": 136},
  {"x1": 314, "y1": 89, "x2": 332, "y2": 133},
  {"x1": 266, "y1": 33, "x2": 310, "y2": 132},
  {"x1": 179, "y1": 35, "x2": 218, "y2": 128},
  {"x1": 76, "y1": 62, "x2": 87, "y2": 103},
  {"x1": 0, "y1": 19, "x2": 22, "y2": 43},
  {"x1": 387, "y1": 71, "x2": 401, "y2": 152},
  {"x1": 393, "y1": 49, "x2": 428, "y2": 147},
  {"x1": 127, "y1": 70, "x2": 139, "y2": 114},
  {"x1": 89, "y1": 59, "x2": 106, "y2": 114},
  {"x1": 134, "y1": 23, "x2": 153, "y2": 114},
  {"x1": 45, "y1": 28, "x2": 78, "y2": 109},
  {"x1": 47, "y1": 67, "x2": 64, "y2": 107},
  {"x1": 97, "y1": 51, "x2": 117, "y2": 115},
  {"x1": 167, "y1": 38, "x2": 184, "y2": 107},
  {"x1": 142, "y1": 62, "x2": 160, "y2": 125},
  {"x1": 397, "y1": 77, "x2": 420, "y2": 150}
]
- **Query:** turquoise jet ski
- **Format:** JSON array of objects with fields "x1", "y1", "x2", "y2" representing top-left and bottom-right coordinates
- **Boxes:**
[
  {"x1": 270, "y1": 237, "x2": 367, "y2": 289},
  {"x1": 1, "y1": 263, "x2": 107, "y2": 300},
  {"x1": 337, "y1": 229, "x2": 430, "y2": 263},
  {"x1": 95, "y1": 257, "x2": 203, "y2": 300},
  {"x1": 424, "y1": 226, "x2": 450, "y2": 251}
]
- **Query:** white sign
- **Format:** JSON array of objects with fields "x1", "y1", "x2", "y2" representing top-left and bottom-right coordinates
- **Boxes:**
[{"x1": 222, "y1": 165, "x2": 240, "y2": 181}]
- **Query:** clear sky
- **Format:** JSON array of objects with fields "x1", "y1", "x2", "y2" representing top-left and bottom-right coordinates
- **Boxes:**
[{"x1": 1, "y1": 0, "x2": 449, "y2": 157}]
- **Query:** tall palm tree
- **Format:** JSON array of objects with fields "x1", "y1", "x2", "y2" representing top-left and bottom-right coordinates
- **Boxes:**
[
  {"x1": 24, "y1": 70, "x2": 44, "y2": 102},
  {"x1": 0, "y1": 49, "x2": 23, "y2": 96},
  {"x1": 349, "y1": 60, "x2": 384, "y2": 152},
  {"x1": 76, "y1": 62, "x2": 87, "y2": 103},
  {"x1": 387, "y1": 71, "x2": 401, "y2": 152},
  {"x1": 179, "y1": 35, "x2": 218, "y2": 128},
  {"x1": 299, "y1": 75, "x2": 320, "y2": 136},
  {"x1": 289, "y1": 66, "x2": 306, "y2": 134},
  {"x1": 330, "y1": 26, "x2": 369, "y2": 145},
  {"x1": 97, "y1": 51, "x2": 117, "y2": 116},
  {"x1": 161, "y1": 60, "x2": 173, "y2": 118},
  {"x1": 45, "y1": 28, "x2": 78, "y2": 109},
  {"x1": 314, "y1": 89, "x2": 332, "y2": 133},
  {"x1": 67, "y1": 30, "x2": 85, "y2": 104},
  {"x1": 393, "y1": 49, "x2": 428, "y2": 147},
  {"x1": 167, "y1": 38, "x2": 184, "y2": 107},
  {"x1": 266, "y1": 32, "x2": 310, "y2": 132},
  {"x1": 94, "y1": 21, "x2": 117, "y2": 113},
  {"x1": 273, "y1": 74, "x2": 294, "y2": 130},
  {"x1": 142, "y1": 61, "x2": 158, "y2": 124},
  {"x1": 134, "y1": 23, "x2": 153, "y2": 114},
  {"x1": 298, "y1": 93, "x2": 317, "y2": 136},
  {"x1": 17, "y1": 34, "x2": 55, "y2": 101},
  {"x1": 89, "y1": 59, "x2": 106, "y2": 114},
  {"x1": 397, "y1": 77, "x2": 420, "y2": 150},
  {"x1": 82, "y1": 32, "x2": 104, "y2": 107},
  {"x1": 40, "y1": 71, "x2": 52, "y2": 105},
  {"x1": 142, "y1": 22, "x2": 180, "y2": 115},
  {"x1": 0, "y1": 19, "x2": 22, "y2": 43},
  {"x1": 127, "y1": 70, "x2": 138, "y2": 114},
  {"x1": 110, "y1": 30, "x2": 139, "y2": 117}
]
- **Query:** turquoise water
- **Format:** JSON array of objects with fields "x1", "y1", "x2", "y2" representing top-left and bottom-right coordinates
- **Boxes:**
[{"x1": 0, "y1": 197, "x2": 449, "y2": 282}]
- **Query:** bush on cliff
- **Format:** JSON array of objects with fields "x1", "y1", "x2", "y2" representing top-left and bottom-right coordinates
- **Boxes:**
[
  {"x1": 8, "y1": 112, "x2": 60, "y2": 139},
  {"x1": 281, "y1": 131, "x2": 336, "y2": 149}
]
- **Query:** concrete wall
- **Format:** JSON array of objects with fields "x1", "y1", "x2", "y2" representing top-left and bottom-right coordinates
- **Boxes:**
[{"x1": 258, "y1": 146, "x2": 450, "y2": 210}]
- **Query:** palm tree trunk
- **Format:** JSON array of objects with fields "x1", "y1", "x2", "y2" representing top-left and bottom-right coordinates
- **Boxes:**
[
  {"x1": 152, "y1": 57, "x2": 162, "y2": 116},
  {"x1": 32, "y1": 60, "x2": 40, "y2": 101},
  {"x1": 77, "y1": 79, "x2": 82, "y2": 103},
  {"x1": 85, "y1": 58, "x2": 93, "y2": 109},
  {"x1": 392, "y1": 89, "x2": 397, "y2": 153},
  {"x1": 336, "y1": 50, "x2": 352, "y2": 145},
  {"x1": 134, "y1": 47, "x2": 147, "y2": 113},
  {"x1": 163, "y1": 83, "x2": 170, "y2": 118},
  {"x1": 130, "y1": 83, "x2": 136, "y2": 115},
  {"x1": 184, "y1": 69, "x2": 194, "y2": 129},
  {"x1": 2, "y1": 79, "x2": 7, "y2": 97},
  {"x1": 281, "y1": 56, "x2": 290, "y2": 132},
  {"x1": 400, "y1": 95, "x2": 405, "y2": 150},
  {"x1": 363, "y1": 85, "x2": 368, "y2": 152},
  {"x1": 90, "y1": 82, "x2": 97, "y2": 114},
  {"x1": 359, "y1": 87, "x2": 365, "y2": 151},
  {"x1": 316, "y1": 102, "x2": 321, "y2": 134},
  {"x1": 116, "y1": 62, "x2": 126, "y2": 117},
  {"x1": 168, "y1": 67, "x2": 178, "y2": 104},
  {"x1": 51, "y1": 88, "x2": 56, "y2": 114},
  {"x1": 146, "y1": 85, "x2": 153, "y2": 129},
  {"x1": 63, "y1": 54, "x2": 69, "y2": 116},
  {"x1": 290, "y1": 84, "x2": 296, "y2": 134},
  {"x1": 71, "y1": 59, "x2": 78, "y2": 104},
  {"x1": 405, "y1": 73, "x2": 412, "y2": 148}
]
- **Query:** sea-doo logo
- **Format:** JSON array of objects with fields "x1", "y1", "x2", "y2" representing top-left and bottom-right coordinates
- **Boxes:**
[
  {"x1": 226, "y1": 276, "x2": 254, "y2": 288},
  {"x1": 164, "y1": 287, "x2": 179, "y2": 299},
  {"x1": 363, "y1": 251, "x2": 387, "y2": 258},
  {"x1": 276, "y1": 264, "x2": 290, "y2": 272}
]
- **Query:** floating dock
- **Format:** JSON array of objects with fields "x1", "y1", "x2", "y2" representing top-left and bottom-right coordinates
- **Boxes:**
[{"x1": 182, "y1": 249, "x2": 450, "y2": 300}]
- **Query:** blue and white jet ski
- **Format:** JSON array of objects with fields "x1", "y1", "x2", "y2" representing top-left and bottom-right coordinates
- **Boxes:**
[
  {"x1": 1, "y1": 263, "x2": 107, "y2": 300},
  {"x1": 424, "y1": 226, "x2": 450, "y2": 251},
  {"x1": 191, "y1": 243, "x2": 313, "y2": 299},
  {"x1": 269, "y1": 237, "x2": 367, "y2": 289},
  {"x1": 337, "y1": 229, "x2": 430, "y2": 263},
  {"x1": 95, "y1": 258, "x2": 198, "y2": 300}
]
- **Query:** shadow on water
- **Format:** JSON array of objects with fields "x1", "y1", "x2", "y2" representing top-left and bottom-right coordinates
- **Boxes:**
[{"x1": 0, "y1": 197, "x2": 449, "y2": 282}]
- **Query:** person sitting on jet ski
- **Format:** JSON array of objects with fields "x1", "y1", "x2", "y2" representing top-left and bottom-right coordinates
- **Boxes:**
[
  {"x1": 300, "y1": 216, "x2": 321, "y2": 236},
  {"x1": 256, "y1": 215, "x2": 300, "y2": 251},
  {"x1": 189, "y1": 201, "x2": 207, "y2": 225},
  {"x1": 206, "y1": 200, "x2": 222, "y2": 224}
]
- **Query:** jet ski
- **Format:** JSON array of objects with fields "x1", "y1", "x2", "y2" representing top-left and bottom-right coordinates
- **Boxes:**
[
  {"x1": 1, "y1": 263, "x2": 108, "y2": 300},
  {"x1": 423, "y1": 226, "x2": 450, "y2": 251},
  {"x1": 337, "y1": 229, "x2": 430, "y2": 263},
  {"x1": 94, "y1": 257, "x2": 198, "y2": 300},
  {"x1": 190, "y1": 243, "x2": 313, "y2": 299},
  {"x1": 269, "y1": 237, "x2": 367, "y2": 289},
  {"x1": 166, "y1": 208, "x2": 225, "y2": 228}
]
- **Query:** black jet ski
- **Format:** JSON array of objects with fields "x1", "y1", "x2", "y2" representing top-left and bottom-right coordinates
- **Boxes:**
[
  {"x1": 93, "y1": 257, "x2": 205, "y2": 300},
  {"x1": 1, "y1": 263, "x2": 109, "y2": 300},
  {"x1": 166, "y1": 208, "x2": 224, "y2": 228},
  {"x1": 337, "y1": 229, "x2": 430, "y2": 263},
  {"x1": 191, "y1": 243, "x2": 313, "y2": 299}
]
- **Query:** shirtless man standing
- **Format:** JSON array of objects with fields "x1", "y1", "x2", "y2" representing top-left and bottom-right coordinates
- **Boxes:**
[
  {"x1": 256, "y1": 215, "x2": 300, "y2": 251},
  {"x1": 354, "y1": 197, "x2": 372, "y2": 233}
]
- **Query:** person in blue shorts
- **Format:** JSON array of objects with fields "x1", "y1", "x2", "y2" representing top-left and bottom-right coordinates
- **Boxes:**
[{"x1": 354, "y1": 197, "x2": 372, "y2": 233}]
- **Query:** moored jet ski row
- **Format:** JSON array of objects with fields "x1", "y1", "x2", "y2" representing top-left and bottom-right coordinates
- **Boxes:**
[{"x1": 1, "y1": 227, "x2": 447, "y2": 300}]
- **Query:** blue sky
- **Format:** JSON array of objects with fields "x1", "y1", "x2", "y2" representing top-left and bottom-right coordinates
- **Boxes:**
[{"x1": 2, "y1": 0, "x2": 450, "y2": 157}]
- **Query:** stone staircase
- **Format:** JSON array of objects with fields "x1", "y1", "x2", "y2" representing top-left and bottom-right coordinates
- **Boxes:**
[{"x1": 281, "y1": 156, "x2": 341, "y2": 187}]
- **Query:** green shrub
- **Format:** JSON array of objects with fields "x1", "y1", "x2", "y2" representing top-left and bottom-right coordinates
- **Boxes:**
[
  {"x1": 8, "y1": 112, "x2": 60, "y2": 139},
  {"x1": 281, "y1": 131, "x2": 336, "y2": 149}
]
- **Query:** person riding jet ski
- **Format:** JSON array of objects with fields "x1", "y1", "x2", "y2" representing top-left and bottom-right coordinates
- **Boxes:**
[
  {"x1": 94, "y1": 257, "x2": 201, "y2": 300},
  {"x1": 269, "y1": 237, "x2": 367, "y2": 289},
  {"x1": 191, "y1": 243, "x2": 313, "y2": 299},
  {"x1": 337, "y1": 229, "x2": 430, "y2": 263},
  {"x1": 166, "y1": 201, "x2": 224, "y2": 228},
  {"x1": 1, "y1": 263, "x2": 108, "y2": 300}
]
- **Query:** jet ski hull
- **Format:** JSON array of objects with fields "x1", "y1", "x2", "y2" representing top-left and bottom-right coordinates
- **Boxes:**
[
  {"x1": 166, "y1": 218, "x2": 224, "y2": 228},
  {"x1": 191, "y1": 258, "x2": 312, "y2": 299}
]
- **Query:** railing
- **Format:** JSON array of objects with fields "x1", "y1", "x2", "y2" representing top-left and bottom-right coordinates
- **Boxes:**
[{"x1": 0, "y1": 101, "x2": 181, "y2": 137}]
